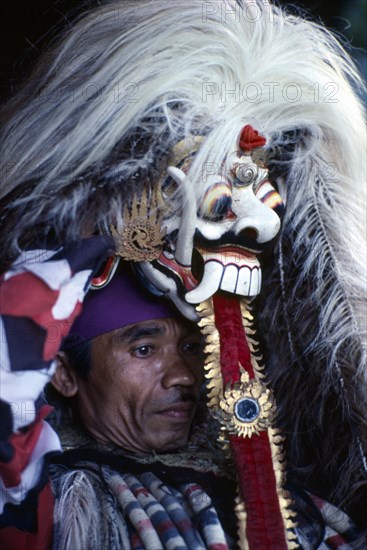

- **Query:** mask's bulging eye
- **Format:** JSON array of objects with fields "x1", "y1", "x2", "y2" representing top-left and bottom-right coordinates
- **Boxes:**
[
  {"x1": 199, "y1": 181, "x2": 233, "y2": 221},
  {"x1": 256, "y1": 181, "x2": 285, "y2": 217},
  {"x1": 235, "y1": 163, "x2": 258, "y2": 186}
]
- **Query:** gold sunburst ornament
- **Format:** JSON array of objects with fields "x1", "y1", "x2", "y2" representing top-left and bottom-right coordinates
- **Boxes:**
[
  {"x1": 111, "y1": 187, "x2": 166, "y2": 262},
  {"x1": 218, "y1": 370, "x2": 275, "y2": 438}
]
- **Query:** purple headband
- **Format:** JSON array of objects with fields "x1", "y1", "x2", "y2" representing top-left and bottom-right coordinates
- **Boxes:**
[{"x1": 64, "y1": 266, "x2": 176, "y2": 347}]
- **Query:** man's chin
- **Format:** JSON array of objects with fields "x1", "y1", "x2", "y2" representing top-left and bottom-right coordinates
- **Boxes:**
[{"x1": 147, "y1": 427, "x2": 192, "y2": 454}]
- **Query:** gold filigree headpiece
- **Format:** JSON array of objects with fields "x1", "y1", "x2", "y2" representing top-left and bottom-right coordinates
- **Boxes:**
[
  {"x1": 111, "y1": 187, "x2": 166, "y2": 262},
  {"x1": 110, "y1": 136, "x2": 206, "y2": 263}
]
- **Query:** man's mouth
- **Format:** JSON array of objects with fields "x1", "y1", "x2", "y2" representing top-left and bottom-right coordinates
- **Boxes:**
[{"x1": 158, "y1": 401, "x2": 196, "y2": 420}]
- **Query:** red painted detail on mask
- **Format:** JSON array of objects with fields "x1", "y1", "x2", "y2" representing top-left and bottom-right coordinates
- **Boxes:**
[{"x1": 239, "y1": 125, "x2": 266, "y2": 152}]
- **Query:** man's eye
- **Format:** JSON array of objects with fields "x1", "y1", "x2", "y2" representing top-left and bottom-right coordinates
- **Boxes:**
[
  {"x1": 181, "y1": 341, "x2": 202, "y2": 355},
  {"x1": 132, "y1": 345, "x2": 154, "y2": 358}
]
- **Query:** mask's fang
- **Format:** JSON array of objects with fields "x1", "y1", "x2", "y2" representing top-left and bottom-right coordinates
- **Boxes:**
[{"x1": 167, "y1": 167, "x2": 197, "y2": 266}]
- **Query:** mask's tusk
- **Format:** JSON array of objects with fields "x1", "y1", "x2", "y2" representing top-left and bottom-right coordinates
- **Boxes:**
[
  {"x1": 185, "y1": 260, "x2": 223, "y2": 304},
  {"x1": 139, "y1": 262, "x2": 198, "y2": 321},
  {"x1": 167, "y1": 166, "x2": 197, "y2": 266}
]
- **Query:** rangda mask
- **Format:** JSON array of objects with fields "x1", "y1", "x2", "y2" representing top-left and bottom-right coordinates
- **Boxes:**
[{"x1": 114, "y1": 125, "x2": 284, "y2": 319}]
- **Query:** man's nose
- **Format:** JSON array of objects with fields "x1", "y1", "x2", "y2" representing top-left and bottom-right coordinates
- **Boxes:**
[{"x1": 161, "y1": 356, "x2": 198, "y2": 389}]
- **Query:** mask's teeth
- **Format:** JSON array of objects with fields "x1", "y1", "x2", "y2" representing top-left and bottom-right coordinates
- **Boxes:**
[
  {"x1": 235, "y1": 265, "x2": 262, "y2": 296},
  {"x1": 220, "y1": 264, "x2": 239, "y2": 294},
  {"x1": 185, "y1": 260, "x2": 262, "y2": 304}
]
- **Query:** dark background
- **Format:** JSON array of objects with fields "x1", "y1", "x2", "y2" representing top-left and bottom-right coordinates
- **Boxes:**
[{"x1": 0, "y1": 0, "x2": 366, "y2": 102}]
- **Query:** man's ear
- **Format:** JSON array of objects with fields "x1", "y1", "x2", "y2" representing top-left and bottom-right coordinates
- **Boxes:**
[{"x1": 51, "y1": 352, "x2": 79, "y2": 397}]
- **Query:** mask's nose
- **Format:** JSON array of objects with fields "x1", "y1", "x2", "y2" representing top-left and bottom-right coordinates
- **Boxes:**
[{"x1": 232, "y1": 190, "x2": 281, "y2": 244}]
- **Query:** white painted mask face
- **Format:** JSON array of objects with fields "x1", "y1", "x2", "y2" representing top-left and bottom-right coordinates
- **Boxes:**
[{"x1": 137, "y1": 126, "x2": 285, "y2": 320}]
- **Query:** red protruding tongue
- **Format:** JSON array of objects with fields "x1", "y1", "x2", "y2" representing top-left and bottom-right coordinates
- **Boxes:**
[{"x1": 212, "y1": 293, "x2": 288, "y2": 549}]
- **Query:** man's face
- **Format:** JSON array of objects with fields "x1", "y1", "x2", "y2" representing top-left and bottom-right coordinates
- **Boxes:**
[{"x1": 75, "y1": 317, "x2": 203, "y2": 454}]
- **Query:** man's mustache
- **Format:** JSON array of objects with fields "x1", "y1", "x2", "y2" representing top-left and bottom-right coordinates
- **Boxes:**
[
  {"x1": 153, "y1": 392, "x2": 198, "y2": 411},
  {"x1": 168, "y1": 392, "x2": 197, "y2": 405}
]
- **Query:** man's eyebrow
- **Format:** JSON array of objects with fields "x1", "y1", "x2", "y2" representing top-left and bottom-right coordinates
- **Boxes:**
[{"x1": 111, "y1": 324, "x2": 165, "y2": 344}]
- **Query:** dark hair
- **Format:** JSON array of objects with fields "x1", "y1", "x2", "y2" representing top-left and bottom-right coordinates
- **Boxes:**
[
  {"x1": 65, "y1": 339, "x2": 92, "y2": 380},
  {"x1": 45, "y1": 339, "x2": 92, "y2": 426}
]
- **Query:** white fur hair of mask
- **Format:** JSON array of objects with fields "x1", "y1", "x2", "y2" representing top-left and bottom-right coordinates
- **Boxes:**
[
  {"x1": 0, "y1": 0, "x2": 365, "y2": 261},
  {"x1": 0, "y1": 0, "x2": 366, "y2": 520}
]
